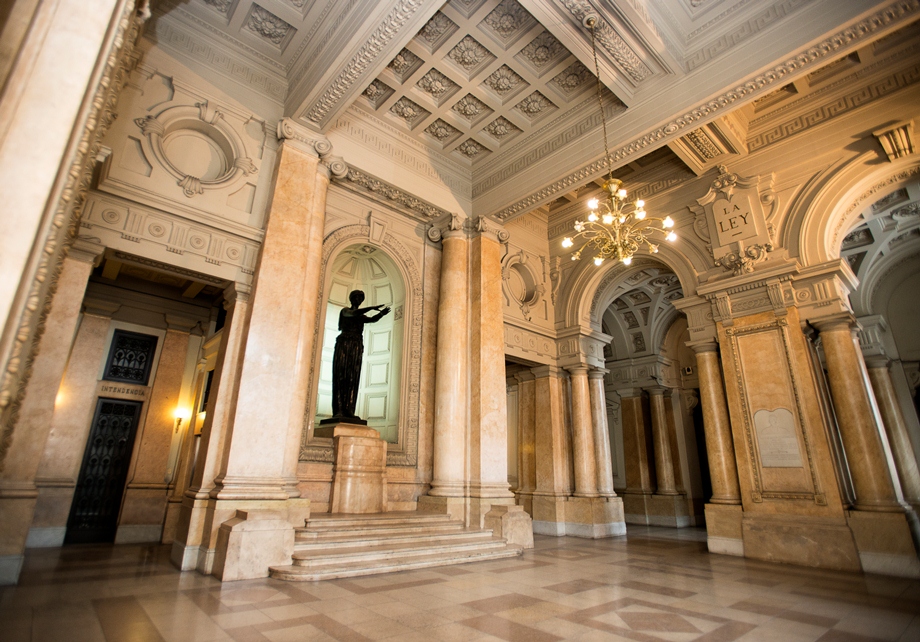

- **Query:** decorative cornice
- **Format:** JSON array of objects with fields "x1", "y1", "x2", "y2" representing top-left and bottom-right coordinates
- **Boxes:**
[
  {"x1": 339, "y1": 166, "x2": 451, "y2": 221},
  {"x1": 493, "y1": 0, "x2": 920, "y2": 222},
  {"x1": 304, "y1": 0, "x2": 426, "y2": 125}
]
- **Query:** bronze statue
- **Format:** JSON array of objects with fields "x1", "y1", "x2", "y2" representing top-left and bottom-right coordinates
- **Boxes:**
[{"x1": 323, "y1": 290, "x2": 390, "y2": 425}]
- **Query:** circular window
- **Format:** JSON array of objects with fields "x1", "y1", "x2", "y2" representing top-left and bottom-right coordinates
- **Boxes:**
[{"x1": 162, "y1": 129, "x2": 228, "y2": 181}]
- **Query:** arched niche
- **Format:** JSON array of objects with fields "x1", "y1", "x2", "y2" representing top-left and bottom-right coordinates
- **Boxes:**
[
  {"x1": 314, "y1": 246, "x2": 405, "y2": 442},
  {"x1": 302, "y1": 225, "x2": 423, "y2": 467}
]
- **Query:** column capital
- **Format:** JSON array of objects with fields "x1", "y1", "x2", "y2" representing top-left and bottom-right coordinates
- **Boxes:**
[
  {"x1": 646, "y1": 386, "x2": 667, "y2": 397},
  {"x1": 812, "y1": 312, "x2": 857, "y2": 334},
  {"x1": 616, "y1": 387, "x2": 645, "y2": 399},
  {"x1": 473, "y1": 216, "x2": 510, "y2": 244},
  {"x1": 82, "y1": 297, "x2": 120, "y2": 318},
  {"x1": 427, "y1": 213, "x2": 467, "y2": 242},
  {"x1": 565, "y1": 365, "x2": 590, "y2": 377},
  {"x1": 531, "y1": 365, "x2": 566, "y2": 379},
  {"x1": 223, "y1": 282, "x2": 252, "y2": 308},
  {"x1": 276, "y1": 118, "x2": 333, "y2": 158},
  {"x1": 588, "y1": 368, "x2": 608, "y2": 380},
  {"x1": 513, "y1": 371, "x2": 535, "y2": 383},
  {"x1": 687, "y1": 339, "x2": 719, "y2": 355},
  {"x1": 864, "y1": 355, "x2": 891, "y2": 370},
  {"x1": 319, "y1": 154, "x2": 348, "y2": 179},
  {"x1": 69, "y1": 237, "x2": 105, "y2": 266}
]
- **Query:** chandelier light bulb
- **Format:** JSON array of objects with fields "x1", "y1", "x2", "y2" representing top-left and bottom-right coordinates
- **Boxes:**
[
  {"x1": 588, "y1": 212, "x2": 598, "y2": 222},
  {"x1": 663, "y1": 216, "x2": 674, "y2": 228},
  {"x1": 562, "y1": 237, "x2": 573, "y2": 248},
  {"x1": 666, "y1": 231, "x2": 677, "y2": 242},
  {"x1": 635, "y1": 210, "x2": 646, "y2": 220},
  {"x1": 602, "y1": 214, "x2": 614, "y2": 225},
  {"x1": 636, "y1": 200, "x2": 644, "y2": 208},
  {"x1": 650, "y1": 245, "x2": 659, "y2": 253},
  {"x1": 594, "y1": 257, "x2": 604, "y2": 266},
  {"x1": 588, "y1": 198, "x2": 599, "y2": 210},
  {"x1": 617, "y1": 188, "x2": 627, "y2": 199},
  {"x1": 622, "y1": 256, "x2": 632, "y2": 265},
  {"x1": 619, "y1": 216, "x2": 626, "y2": 224}
]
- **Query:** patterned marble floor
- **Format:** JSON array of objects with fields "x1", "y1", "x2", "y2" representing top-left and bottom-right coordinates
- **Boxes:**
[{"x1": 2, "y1": 526, "x2": 918, "y2": 642}]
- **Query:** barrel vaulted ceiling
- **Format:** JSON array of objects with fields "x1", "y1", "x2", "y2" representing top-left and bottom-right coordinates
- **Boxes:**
[{"x1": 150, "y1": 0, "x2": 919, "y2": 220}]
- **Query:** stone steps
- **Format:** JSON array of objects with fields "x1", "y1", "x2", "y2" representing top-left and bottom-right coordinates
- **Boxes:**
[{"x1": 270, "y1": 511, "x2": 523, "y2": 582}]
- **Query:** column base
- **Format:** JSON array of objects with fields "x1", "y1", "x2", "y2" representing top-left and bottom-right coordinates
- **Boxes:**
[
  {"x1": 847, "y1": 509, "x2": 920, "y2": 578},
  {"x1": 115, "y1": 524, "x2": 163, "y2": 544},
  {"x1": 623, "y1": 491, "x2": 691, "y2": 527},
  {"x1": 418, "y1": 494, "x2": 517, "y2": 529},
  {"x1": 26, "y1": 527, "x2": 66, "y2": 548},
  {"x1": 171, "y1": 495, "x2": 310, "y2": 576},
  {"x1": 484, "y1": 505, "x2": 534, "y2": 548},
  {"x1": 704, "y1": 503, "x2": 743, "y2": 556},
  {"x1": 212, "y1": 510, "x2": 296, "y2": 581},
  {"x1": 531, "y1": 495, "x2": 626, "y2": 538},
  {"x1": 742, "y1": 513, "x2": 861, "y2": 572},
  {"x1": 0, "y1": 555, "x2": 24, "y2": 585}
]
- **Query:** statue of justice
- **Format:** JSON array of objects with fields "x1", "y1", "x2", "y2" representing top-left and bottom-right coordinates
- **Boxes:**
[{"x1": 324, "y1": 290, "x2": 390, "y2": 424}]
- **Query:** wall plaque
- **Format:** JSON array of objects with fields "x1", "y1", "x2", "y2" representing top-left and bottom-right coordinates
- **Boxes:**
[
  {"x1": 753, "y1": 407, "x2": 803, "y2": 468},
  {"x1": 690, "y1": 165, "x2": 776, "y2": 275}
]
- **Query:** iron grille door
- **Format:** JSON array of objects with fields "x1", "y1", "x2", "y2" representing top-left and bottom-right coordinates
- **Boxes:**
[{"x1": 65, "y1": 398, "x2": 142, "y2": 544}]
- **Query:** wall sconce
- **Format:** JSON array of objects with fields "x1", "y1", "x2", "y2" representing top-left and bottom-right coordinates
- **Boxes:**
[{"x1": 174, "y1": 407, "x2": 192, "y2": 433}]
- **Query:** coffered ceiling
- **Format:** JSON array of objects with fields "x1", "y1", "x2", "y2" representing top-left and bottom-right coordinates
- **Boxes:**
[{"x1": 150, "y1": 0, "x2": 919, "y2": 219}]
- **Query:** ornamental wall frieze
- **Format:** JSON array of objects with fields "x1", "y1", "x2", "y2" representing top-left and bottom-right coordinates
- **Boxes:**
[
  {"x1": 504, "y1": 323, "x2": 557, "y2": 365},
  {"x1": 558, "y1": 0, "x2": 651, "y2": 82},
  {"x1": 339, "y1": 167, "x2": 451, "y2": 222},
  {"x1": 492, "y1": 0, "x2": 920, "y2": 223},
  {"x1": 81, "y1": 192, "x2": 261, "y2": 283}
]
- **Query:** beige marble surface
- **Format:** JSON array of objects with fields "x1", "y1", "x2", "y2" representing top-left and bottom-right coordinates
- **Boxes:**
[
  {"x1": 649, "y1": 388, "x2": 679, "y2": 496},
  {"x1": 867, "y1": 362, "x2": 920, "y2": 509},
  {"x1": 589, "y1": 370, "x2": 616, "y2": 497},
  {"x1": 567, "y1": 367, "x2": 598, "y2": 498},
  {"x1": 692, "y1": 344, "x2": 741, "y2": 504},
  {"x1": 329, "y1": 425, "x2": 387, "y2": 514}
]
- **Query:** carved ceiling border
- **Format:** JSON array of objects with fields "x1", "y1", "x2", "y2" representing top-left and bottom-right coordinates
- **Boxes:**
[
  {"x1": 336, "y1": 166, "x2": 452, "y2": 222},
  {"x1": 492, "y1": 0, "x2": 920, "y2": 222},
  {"x1": 304, "y1": 0, "x2": 426, "y2": 125}
]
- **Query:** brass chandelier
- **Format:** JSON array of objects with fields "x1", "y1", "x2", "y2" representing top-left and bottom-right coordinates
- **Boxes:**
[{"x1": 562, "y1": 16, "x2": 677, "y2": 267}]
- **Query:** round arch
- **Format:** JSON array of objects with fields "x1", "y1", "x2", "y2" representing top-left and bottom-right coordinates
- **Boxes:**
[
  {"x1": 301, "y1": 224, "x2": 423, "y2": 467},
  {"x1": 786, "y1": 152, "x2": 920, "y2": 267},
  {"x1": 557, "y1": 244, "x2": 699, "y2": 332}
]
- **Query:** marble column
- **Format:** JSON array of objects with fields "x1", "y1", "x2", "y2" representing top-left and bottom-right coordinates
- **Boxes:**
[
  {"x1": 0, "y1": 240, "x2": 101, "y2": 583},
  {"x1": 171, "y1": 284, "x2": 249, "y2": 571},
  {"x1": 866, "y1": 357, "x2": 920, "y2": 511},
  {"x1": 427, "y1": 220, "x2": 468, "y2": 501},
  {"x1": 567, "y1": 366, "x2": 599, "y2": 498},
  {"x1": 531, "y1": 366, "x2": 569, "y2": 534},
  {"x1": 117, "y1": 324, "x2": 192, "y2": 543},
  {"x1": 468, "y1": 222, "x2": 515, "y2": 519},
  {"x1": 619, "y1": 390, "x2": 654, "y2": 495},
  {"x1": 589, "y1": 369, "x2": 616, "y2": 497},
  {"x1": 815, "y1": 315, "x2": 902, "y2": 512},
  {"x1": 514, "y1": 371, "x2": 537, "y2": 510},
  {"x1": 691, "y1": 343, "x2": 741, "y2": 504},
  {"x1": 648, "y1": 388, "x2": 679, "y2": 496}
]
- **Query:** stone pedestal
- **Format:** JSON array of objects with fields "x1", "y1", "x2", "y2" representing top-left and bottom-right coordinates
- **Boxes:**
[
  {"x1": 212, "y1": 510, "x2": 295, "y2": 581},
  {"x1": 847, "y1": 509, "x2": 920, "y2": 578},
  {"x1": 329, "y1": 425, "x2": 387, "y2": 514},
  {"x1": 484, "y1": 504, "x2": 534, "y2": 548},
  {"x1": 742, "y1": 513, "x2": 862, "y2": 572},
  {"x1": 532, "y1": 495, "x2": 625, "y2": 538},
  {"x1": 704, "y1": 503, "x2": 743, "y2": 556}
]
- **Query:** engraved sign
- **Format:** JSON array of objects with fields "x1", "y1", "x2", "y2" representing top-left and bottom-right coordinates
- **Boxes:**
[
  {"x1": 753, "y1": 408, "x2": 803, "y2": 468},
  {"x1": 712, "y1": 195, "x2": 757, "y2": 246}
]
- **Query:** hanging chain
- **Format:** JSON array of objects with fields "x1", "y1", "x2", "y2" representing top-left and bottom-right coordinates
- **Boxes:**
[{"x1": 590, "y1": 22, "x2": 613, "y2": 182}]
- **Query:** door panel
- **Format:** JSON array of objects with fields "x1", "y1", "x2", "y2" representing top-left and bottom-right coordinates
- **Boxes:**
[{"x1": 65, "y1": 398, "x2": 142, "y2": 544}]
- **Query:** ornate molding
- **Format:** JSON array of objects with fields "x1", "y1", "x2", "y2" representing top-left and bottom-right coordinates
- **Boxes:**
[
  {"x1": 713, "y1": 243, "x2": 774, "y2": 275},
  {"x1": 304, "y1": 0, "x2": 426, "y2": 125},
  {"x1": 339, "y1": 166, "x2": 451, "y2": 221},
  {"x1": 1, "y1": 1, "x2": 146, "y2": 470},
  {"x1": 493, "y1": 0, "x2": 920, "y2": 222},
  {"x1": 560, "y1": 1, "x2": 651, "y2": 82},
  {"x1": 873, "y1": 119, "x2": 917, "y2": 162},
  {"x1": 475, "y1": 216, "x2": 510, "y2": 243}
]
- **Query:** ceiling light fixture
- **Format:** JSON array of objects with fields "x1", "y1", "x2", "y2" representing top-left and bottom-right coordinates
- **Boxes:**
[{"x1": 562, "y1": 16, "x2": 677, "y2": 267}]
